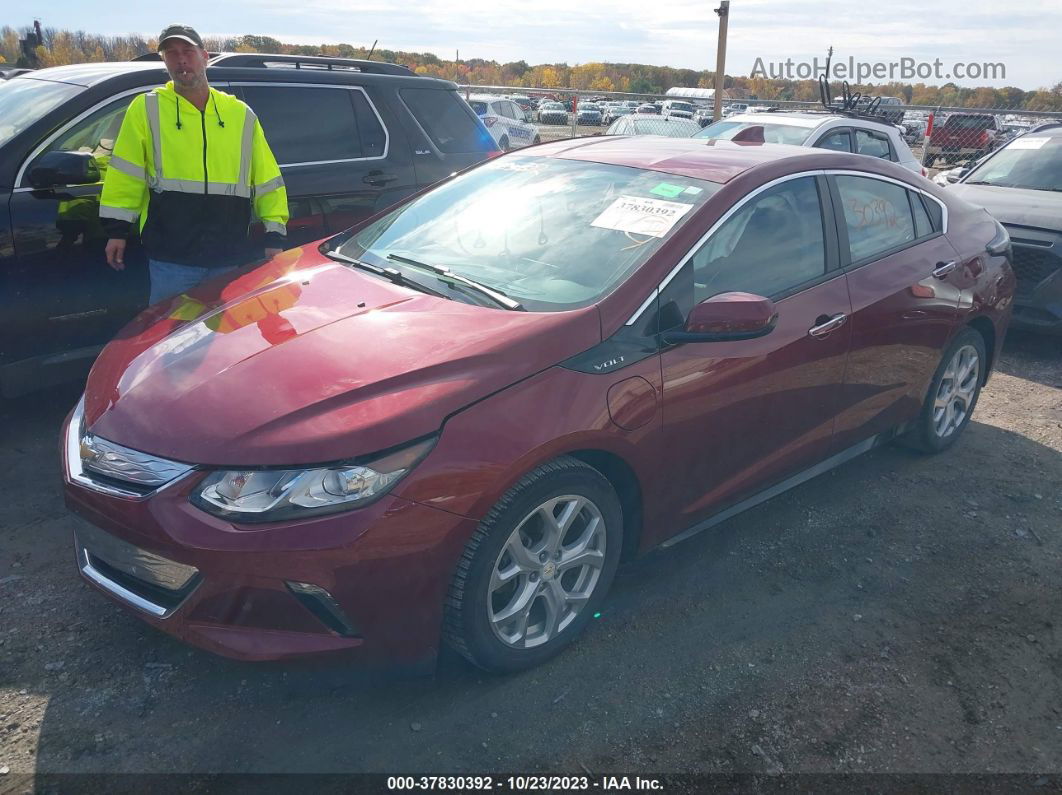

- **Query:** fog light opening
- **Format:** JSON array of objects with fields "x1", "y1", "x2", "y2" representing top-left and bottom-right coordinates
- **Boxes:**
[{"x1": 285, "y1": 581, "x2": 361, "y2": 638}]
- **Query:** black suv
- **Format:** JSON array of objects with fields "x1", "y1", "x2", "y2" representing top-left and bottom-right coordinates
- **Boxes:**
[{"x1": 0, "y1": 54, "x2": 499, "y2": 397}]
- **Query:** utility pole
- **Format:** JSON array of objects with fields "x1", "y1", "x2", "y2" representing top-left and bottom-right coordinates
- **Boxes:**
[{"x1": 712, "y1": 1, "x2": 730, "y2": 122}]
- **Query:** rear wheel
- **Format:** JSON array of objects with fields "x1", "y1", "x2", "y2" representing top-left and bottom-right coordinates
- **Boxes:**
[
  {"x1": 532, "y1": 135, "x2": 541, "y2": 145},
  {"x1": 905, "y1": 328, "x2": 986, "y2": 453},
  {"x1": 443, "y1": 457, "x2": 622, "y2": 673},
  {"x1": 499, "y1": 135, "x2": 510, "y2": 152}
]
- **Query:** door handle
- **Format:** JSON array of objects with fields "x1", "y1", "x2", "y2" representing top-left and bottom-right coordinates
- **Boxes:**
[
  {"x1": 932, "y1": 260, "x2": 958, "y2": 279},
  {"x1": 362, "y1": 172, "x2": 398, "y2": 186},
  {"x1": 808, "y1": 313, "x2": 847, "y2": 338}
]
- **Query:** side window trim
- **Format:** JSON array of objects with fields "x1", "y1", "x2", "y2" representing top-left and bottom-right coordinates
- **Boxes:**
[
  {"x1": 13, "y1": 84, "x2": 165, "y2": 190},
  {"x1": 625, "y1": 168, "x2": 948, "y2": 327},
  {"x1": 228, "y1": 82, "x2": 389, "y2": 167}
]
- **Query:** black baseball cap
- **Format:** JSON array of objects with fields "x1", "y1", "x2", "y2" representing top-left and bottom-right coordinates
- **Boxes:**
[{"x1": 158, "y1": 24, "x2": 204, "y2": 49}]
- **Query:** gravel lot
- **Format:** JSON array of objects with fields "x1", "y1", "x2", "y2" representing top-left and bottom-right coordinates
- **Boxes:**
[{"x1": 0, "y1": 330, "x2": 1059, "y2": 786}]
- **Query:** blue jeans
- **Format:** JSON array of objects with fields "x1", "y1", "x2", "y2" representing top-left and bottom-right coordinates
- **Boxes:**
[{"x1": 148, "y1": 260, "x2": 238, "y2": 305}]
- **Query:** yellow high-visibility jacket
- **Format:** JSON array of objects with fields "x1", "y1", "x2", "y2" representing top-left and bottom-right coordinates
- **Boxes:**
[{"x1": 100, "y1": 81, "x2": 288, "y2": 268}]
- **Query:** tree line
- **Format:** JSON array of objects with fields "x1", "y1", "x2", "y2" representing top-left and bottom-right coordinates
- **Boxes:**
[{"x1": 3, "y1": 25, "x2": 1060, "y2": 111}]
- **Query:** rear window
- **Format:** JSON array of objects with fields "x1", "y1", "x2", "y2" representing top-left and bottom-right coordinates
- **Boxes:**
[
  {"x1": 670, "y1": 102, "x2": 694, "y2": 112},
  {"x1": 401, "y1": 88, "x2": 494, "y2": 154},
  {"x1": 469, "y1": 100, "x2": 488, "y2": 115},
  {"x1": 944, "y1": 115, "x2": 995, "y2": 130}
]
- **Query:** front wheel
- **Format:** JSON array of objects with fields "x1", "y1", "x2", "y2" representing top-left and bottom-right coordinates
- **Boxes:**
[
  {"x1": 499, "y1": 135, "x2": 510, "y2": 152},
  {"x1": 905, "y1": 328, "x2": 986, "y2": 453},
  {"x1": 532, "y1": 135, "x2": 541, "y2": 145},
  {"x1": 443, "y1": 457, "x2": 623, "y2": 673}
]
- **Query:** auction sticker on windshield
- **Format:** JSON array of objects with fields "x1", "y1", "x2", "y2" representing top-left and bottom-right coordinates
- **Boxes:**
[
  {"x1": 591, "y1": 195, "x2": 695, "y2": 238},
  {"x1": 1008, "y1": 137, "x2": 1050, "y2": 149}
]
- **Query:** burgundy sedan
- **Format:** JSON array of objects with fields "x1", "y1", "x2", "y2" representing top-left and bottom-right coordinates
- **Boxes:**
[{"x1": 63, "y1": 138, "x2": 1014, "y2": 673}]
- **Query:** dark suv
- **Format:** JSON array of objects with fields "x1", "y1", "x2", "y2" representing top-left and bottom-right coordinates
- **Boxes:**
[{"x1": 0, "y1": 54, "x2": 498, "y2": 397}]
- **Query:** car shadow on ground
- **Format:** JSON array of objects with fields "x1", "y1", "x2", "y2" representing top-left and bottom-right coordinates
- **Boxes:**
[
  {"x1": 19, "y1": 408, "x2": 1060, "y2": 775},
  {"x1": 995, "y1": 330, "x2": 1061, "y2": 386}
]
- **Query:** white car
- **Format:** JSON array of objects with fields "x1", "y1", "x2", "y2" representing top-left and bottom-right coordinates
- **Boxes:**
[
  {"x1": 694, "y1": 111, "x2": 925, "y2": 175},
  {"x1": 467, "y1": 95, "x2": 540, "y2": 151},
  {"x1": 661, "y1": 99, "x2": 695, "y2": 120}
]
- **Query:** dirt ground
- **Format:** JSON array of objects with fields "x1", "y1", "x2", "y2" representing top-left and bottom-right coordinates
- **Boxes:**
[{"x1": 0, "y1": 330, "x2": 1059, "y2": 788}]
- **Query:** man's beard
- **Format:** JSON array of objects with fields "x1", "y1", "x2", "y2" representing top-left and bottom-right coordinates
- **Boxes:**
[{"x1": 172, "y1": 70, "x2": 205, "y2": 89}]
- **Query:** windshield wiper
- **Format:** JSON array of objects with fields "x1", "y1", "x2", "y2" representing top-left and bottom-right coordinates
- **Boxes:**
[
  {"x1": 323, "y1": 250, "x2": 449, "y2": 299},
  {"x1": 386, "y1": 254, "x2": 524, "y2": 311}
]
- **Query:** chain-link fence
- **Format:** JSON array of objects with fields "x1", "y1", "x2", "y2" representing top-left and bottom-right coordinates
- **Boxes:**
[{"x1": 461, "y1": 83, "x2": 1062, "y2": 181}]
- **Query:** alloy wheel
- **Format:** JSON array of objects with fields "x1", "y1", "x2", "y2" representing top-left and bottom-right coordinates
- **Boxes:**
[
  {"x1": 488, "y1": 495, "x2": 606, "y2": 649},
  {"x1": 932, "y1": 344, "x2": 980, "y2": 439}
]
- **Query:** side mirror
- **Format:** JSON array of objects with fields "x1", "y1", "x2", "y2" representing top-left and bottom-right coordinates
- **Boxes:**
[
  {"x1": 29, "y1": 151, "x2": 101, "y2": 189},
  {"x1": 661, "y1": 292, "x2": 778, "y2": 344}
]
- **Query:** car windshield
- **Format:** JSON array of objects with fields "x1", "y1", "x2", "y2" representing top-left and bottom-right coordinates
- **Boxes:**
[
  {"x1": 335, "y1": 155, "x2": 721, "y2": 311},
  {"x1": 469, "y1": 100, "x2": 489, "y2": 115},
  {"x1": 0, "y1": 77, "x2": 84, "y2": 149},
  {"x1": 694, "y1": 119, "x2": 813, "y2": 145},
  {"x1": 964, "y1": 136, "x2": 1062, "y2": 191}
]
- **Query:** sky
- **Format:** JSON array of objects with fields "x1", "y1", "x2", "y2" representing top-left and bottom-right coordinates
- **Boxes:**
[{"x1": 6, "y1": 0, "x2": 1060, "y2": 90}]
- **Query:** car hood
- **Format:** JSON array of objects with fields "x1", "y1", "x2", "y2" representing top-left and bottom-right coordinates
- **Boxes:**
[
  {"x1": 84, "y1": 246, "x2": 601, "y2": 466},
  {"x1": 948, "y1": 183, "x2": 1062, "y2": 230}
]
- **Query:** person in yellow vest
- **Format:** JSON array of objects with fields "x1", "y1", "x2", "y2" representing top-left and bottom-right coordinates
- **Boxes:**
[{"x1": 100, "y1": 24, "x2": 289, "y2": 305}]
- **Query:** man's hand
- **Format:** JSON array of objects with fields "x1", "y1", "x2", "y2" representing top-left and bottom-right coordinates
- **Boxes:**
[
  {"x1": 264, "y1": 247, "x2": 283, "y2": 259},
  {"x1": 105, "y1": 239, "x2": 126, "y2": 271}
]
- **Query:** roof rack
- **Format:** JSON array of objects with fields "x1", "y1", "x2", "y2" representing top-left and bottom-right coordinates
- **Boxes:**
[
  {"x1": 132, "y1": 52, "x2": 224, "y2": 61},
  {"x1": 814, "y1": 47, "x2": 896, "y2": 124},
  {"x1": 208, "y1": 53, "x2": 414, "y2": 76}
]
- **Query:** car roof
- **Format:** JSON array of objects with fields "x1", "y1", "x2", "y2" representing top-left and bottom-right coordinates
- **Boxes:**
[
  {"x1": 527, "y1": 136, "x2": 859, "y2": 183},
  {"x1": 18, "y1": 58, "x2": 457, "y2": 90}
]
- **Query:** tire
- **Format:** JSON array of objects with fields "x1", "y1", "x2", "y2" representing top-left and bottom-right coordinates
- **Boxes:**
[
  {"x1": 905, "y1": 328, "x2": 987, "y2": 453},
  {"x1": 532, "y1": 135, "x2": 541, "y2": 145},
  {"x1": 443, "y1": 456, "x2": 623, "y2": 673},
  {"x1": 499, "y1": 136, "x2": 510, "y2": 152}
]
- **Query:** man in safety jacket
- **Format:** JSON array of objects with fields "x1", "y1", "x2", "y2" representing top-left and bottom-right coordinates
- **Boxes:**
[{"x1": 100, "y1": 24, "x2": 289, "y2": 304}]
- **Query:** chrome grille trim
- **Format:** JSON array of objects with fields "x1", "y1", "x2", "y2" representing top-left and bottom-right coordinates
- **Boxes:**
[
  {"x1": 65, "y1": 397, "x2": 194, "y2": 499},
  {"x1": 80, "y1": 432, "x2": 192, "y2": 486}
]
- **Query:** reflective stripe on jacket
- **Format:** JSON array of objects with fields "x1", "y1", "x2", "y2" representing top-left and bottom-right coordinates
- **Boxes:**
[{"x1": 100, "y1": 82, "x2": 289, "y2": 268}]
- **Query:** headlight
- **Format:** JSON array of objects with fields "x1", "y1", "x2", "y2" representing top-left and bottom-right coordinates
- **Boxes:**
[{"x1": 190, "y1": 436, "x2": 436, "y2": 522}]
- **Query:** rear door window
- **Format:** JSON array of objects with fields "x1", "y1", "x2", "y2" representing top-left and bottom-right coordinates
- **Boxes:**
[
  {"x1": 855, "y1": 129, "x2": 894, "y2": 160},
  {"x1": 240, "y1": 85, "x2": 385, "y2": 164},
  {"x1": 835, "y1": 175, "x2": 917, "y2": 262},
  {"x1": 815, "y1": 128, "x2": 852, "y2": 152},
  {"x1": 401, "y1": 88, "x2": 492, "y2": 153}
]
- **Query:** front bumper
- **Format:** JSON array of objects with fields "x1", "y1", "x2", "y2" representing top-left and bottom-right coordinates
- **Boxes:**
[{"x1": 62, "y1": 408, "x2": 478, "y2": 664}]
